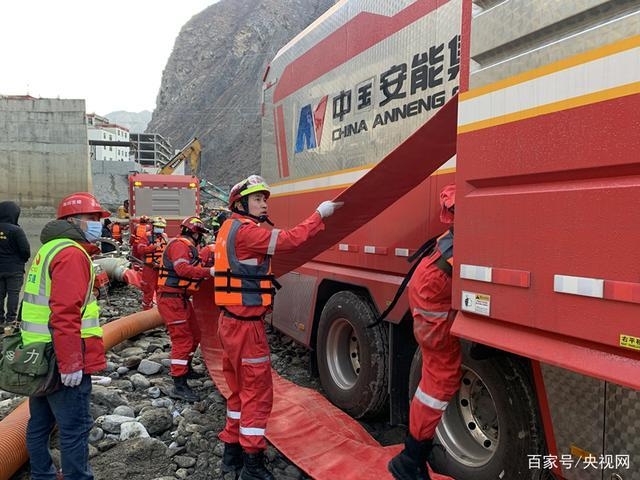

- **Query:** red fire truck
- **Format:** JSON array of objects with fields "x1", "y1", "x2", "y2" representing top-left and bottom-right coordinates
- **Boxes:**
[{"x1": 261, "y1": 1, "x2": 640, "y2": 479}]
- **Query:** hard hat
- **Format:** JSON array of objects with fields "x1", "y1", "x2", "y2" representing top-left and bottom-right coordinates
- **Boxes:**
[
  {"x1": 181, "y1": 216, "x2": 210, "y2": 234},
  {"x1": 139, "y1": 215, "x2": 150, "y2": 223},
  {"x1": 57, "y1": 192, "x2": 110, "y2": 220},
  {"x1": 152, "y1": 216, "x2": 167, "y2": 228},
  {"x1": 228, "y1": 175, "x2": 271, "y2": 208},
  {"x1": 439, "y1": 184, "x2": 456, "y2": 224}
]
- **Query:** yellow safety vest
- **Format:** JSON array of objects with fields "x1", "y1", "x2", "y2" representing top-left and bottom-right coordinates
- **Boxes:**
[{"x1": 21, "y1": 238, "x2": 102, "y2": 346}]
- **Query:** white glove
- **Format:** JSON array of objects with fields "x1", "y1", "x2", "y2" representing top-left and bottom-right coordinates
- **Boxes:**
[
  {"x1": 61, "y1": 370, "x2": 83, "y2": 387},
  {"x1": 210, "y1": 266, "x2": 215, "y2": 277},
  {"x1": 316, "y1": 201, "x2": 344, "y2": 219}
]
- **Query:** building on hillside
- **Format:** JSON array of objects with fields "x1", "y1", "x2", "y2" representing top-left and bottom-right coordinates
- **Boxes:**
[
  {"x1": 87, "y1": 113, "x2": 130, "y2": 162},
  {"x1": 130, "y1": 133, "x2": 174, "y2": 173},
  {"x1": 0, "y1": 95, "x2": 90, "y2": 211}
]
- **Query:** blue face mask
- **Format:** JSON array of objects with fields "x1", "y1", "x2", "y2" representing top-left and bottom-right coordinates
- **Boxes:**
[
  {"x1": 153, "y1": 227, "x2": 164, "y2": 234},
  {"x1": 83, "y1": 221, "x2": 103, "y2": 242}
]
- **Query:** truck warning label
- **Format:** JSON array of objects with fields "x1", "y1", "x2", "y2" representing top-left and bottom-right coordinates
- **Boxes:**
[
  {"x1": 461, "y1": 291, "x2": 491, "y2": 316},
  {"x1": 619, "y1": 334, "x2": 640, "y2": 351}
]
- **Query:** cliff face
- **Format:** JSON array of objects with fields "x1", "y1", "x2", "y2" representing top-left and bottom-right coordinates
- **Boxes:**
[{"x1": 147, "y1": 0, "x2": 335, "y2": 189}]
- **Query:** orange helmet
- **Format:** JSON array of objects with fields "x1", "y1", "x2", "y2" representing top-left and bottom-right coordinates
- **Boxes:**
[
  {"x1": 439, "y1": 184, "x2": 456, "y2": 224},
  {"x1": 57, "y1": 192, "x2": 110, "y2": 220},
  {"x1": 228, "y1": 175, "x2": 270, "y2": 208},
  {"x1": 181, "y1": 216, "x2": 210, "y2": 234}
]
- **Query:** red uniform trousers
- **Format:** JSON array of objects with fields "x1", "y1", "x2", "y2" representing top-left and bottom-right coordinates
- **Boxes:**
[
  {"x1": 157, "y1": 294, "x2": 201, "y2": 377},
  {"x1": 217, "y1": 312, "x2": 273, "y2": 453},
  {"x1": 408, "y1": 260, "x2": 461, "y2": 441},
  {"x1": 141, "y1": 265, "x2": 159, "y2": 310}
]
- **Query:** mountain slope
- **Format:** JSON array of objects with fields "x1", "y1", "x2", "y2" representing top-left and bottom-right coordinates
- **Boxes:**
[{"x1": 147, "y1": 0, "x2": 335, "y2": 188}]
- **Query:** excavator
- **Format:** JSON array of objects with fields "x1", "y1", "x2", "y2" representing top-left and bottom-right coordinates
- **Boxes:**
[
  {"x1": 156, "y1": 137, "x2": 201, "y2": 175},
  {"x1": 156, "y1": 137, "x2": 229, "y2": 204}
]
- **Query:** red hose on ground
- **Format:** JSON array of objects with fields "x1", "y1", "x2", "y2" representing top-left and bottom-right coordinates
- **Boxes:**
[
  {"x1": 0, "y1": 308, "x2": 163, "y2": 480},
  {"x1": 192, "y1": 284, "x2": 453, "y2": 480}
]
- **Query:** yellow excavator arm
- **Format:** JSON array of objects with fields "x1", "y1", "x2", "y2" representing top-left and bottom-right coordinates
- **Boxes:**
[{"x1": 157, "y1": 138, "x2": 201, "y2": 175}]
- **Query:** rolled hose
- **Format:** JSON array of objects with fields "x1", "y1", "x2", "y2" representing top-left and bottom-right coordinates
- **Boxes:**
[{"x1": 0, "y1": 308, "x2": 163, "y2": 480}]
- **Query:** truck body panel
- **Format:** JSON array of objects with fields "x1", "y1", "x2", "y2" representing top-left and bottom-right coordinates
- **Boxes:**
[
  {"x1": 128, "y1": 173, "x2": 201, "y2": 238},
  {"x1": 261, "y1": 0, "x2": 640, "y2": 478}
]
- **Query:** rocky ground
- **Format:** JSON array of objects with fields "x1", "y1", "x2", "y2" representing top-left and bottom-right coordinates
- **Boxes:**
[{"x1": 1, "y1": 283, "x2": 405, "y2": 480}]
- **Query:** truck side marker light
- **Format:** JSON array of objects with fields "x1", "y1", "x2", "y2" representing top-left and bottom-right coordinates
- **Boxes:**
[
  {"x1": 461, "y1": 264, "x2": 530, "y2": 288},
  {"x1": 364, "y1": 246, "x2": 387, "y2": 255},
  {"x1": 395, "y1": 248, "x2": 410, "y2": 257},
  {"x1": 338, "y1": 243, "x2": 358, "y2": 252},
  {"x1": 555, "y1": 274, "x2": 640, "y2": 304}
]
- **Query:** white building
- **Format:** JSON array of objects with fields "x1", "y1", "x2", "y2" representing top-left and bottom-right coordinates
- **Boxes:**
[{"x1": 87, "y1": 113, "x2": 130, "y2": 162}]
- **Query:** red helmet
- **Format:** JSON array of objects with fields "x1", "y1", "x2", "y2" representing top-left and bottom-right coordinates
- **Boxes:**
[
  {"x1": 181, "y1": 216, "x2": 210, "y2": 234},
  {"x1": 228, "y1": 175, "x2": 271, "y2": 208},
  {"x1": 57, "y1": 192, "x2": 110, "y2": 220},
  {"x1": 439, "y1": 184, "x2": 456, "y2": 224}
]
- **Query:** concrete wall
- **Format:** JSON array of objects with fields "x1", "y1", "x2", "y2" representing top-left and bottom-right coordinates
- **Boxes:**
[
  {"x1": 92, "y1": 159, "x2": 141, "y2": 212},
  {"x1": 0, "y1": 97, "x2": 91, "y2": 215}
]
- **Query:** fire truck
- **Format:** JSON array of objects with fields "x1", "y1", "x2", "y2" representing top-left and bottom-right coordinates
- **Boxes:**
[{"x1": 261, "y1": 1, "x2": 640, "y2": 479}]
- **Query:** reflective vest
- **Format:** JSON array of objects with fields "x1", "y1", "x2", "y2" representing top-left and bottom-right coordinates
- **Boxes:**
[
  {"x1": 158, "y1": 237, "x2": 202, "y2": 291},
  {"x1": 21, "y1": 238, "x2": 102, "y2": 346},
  {"x1": 144, "y1": 233, "x2": 168, "y2": 267},
  {"x1": 432, "y1": 228, "x2": 454, "y2": 276},
  {"x1": 213, "y1": 218, "x2": 276, "y2": 306},
  {"x1": 112, "y1": 223, "x2": 122, "y2": 242}
]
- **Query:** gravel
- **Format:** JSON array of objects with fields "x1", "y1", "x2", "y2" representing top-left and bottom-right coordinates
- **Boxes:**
[{"x1": 2, "y1": 283, "x2": 406, "y2": 480}]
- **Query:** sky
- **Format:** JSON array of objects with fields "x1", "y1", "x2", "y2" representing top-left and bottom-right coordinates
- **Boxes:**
[{"x1": 0, "y1": 0, "x2": 219, "y2": 115}]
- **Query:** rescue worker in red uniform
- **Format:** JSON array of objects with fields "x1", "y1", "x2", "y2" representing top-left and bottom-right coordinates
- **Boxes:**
[
  {"x1": 137, "y1": 216, "x2": 168, "y2": 310},
  {"x1": 214, "y1": 175, "x2": 342, "y2": 480},
  {"x1": 131, "y1": 215, "x2": 151, "y2": 263},
  {"x1": 157, "y1": 216, "x2": 215, "y2": 402},
  {"x1": 389, "y1": 184, "x2": 460, "y2": 480},
  {"x1": 22, "y1": 192, "x2": 109, "y2": 480}
]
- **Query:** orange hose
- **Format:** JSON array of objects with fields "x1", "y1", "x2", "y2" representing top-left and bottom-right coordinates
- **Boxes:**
[{"x1": 0, "y1": 308, "x2": 163, "y2": 480}]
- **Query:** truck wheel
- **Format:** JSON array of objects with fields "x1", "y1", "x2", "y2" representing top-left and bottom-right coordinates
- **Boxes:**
[
  {"x1": 316, "y1": 291, "x2": 388, "y2": 418},
  {"x1": 409, "y1": 346, "x2": 543, "y2": 480}
]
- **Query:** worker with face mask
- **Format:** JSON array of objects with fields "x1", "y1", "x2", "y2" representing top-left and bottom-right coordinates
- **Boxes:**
[
  {"x1": 137, "y1": 217, "x2": 168, "y2": 310},
  {"x1": 157, "y1": 216, "x2": 215, "y2": 402},
  {"x1": 389, "y1": 184, "x2": 460, "y2": 480},
  {"x1": 22, "y1": 192, "x2": 108, "y2": 480},
  {"x1": 214, "y1": 174, "x2": 343, "y2": 480}
]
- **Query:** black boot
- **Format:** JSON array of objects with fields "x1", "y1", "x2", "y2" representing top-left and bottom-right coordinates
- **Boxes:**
[
  {"x1": 388, "y1": 435, "x2": 432, "y2": 480},
  {"x1": 171, "y1": 375, "x2": 199, "y2": 402},
  {"x1": 239, "y1": 451, "x2": 274, "y2": 480},
  {"x1": 221, "y1": 442, "x2": 243, "y2": 476}
]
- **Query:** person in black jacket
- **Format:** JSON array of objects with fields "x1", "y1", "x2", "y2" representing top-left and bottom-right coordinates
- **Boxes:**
[
  {"x1": 101, "y1": 218, "x2": 117, "y2": 253},
  {"x1": 0, "y1": 201, "x2": 31, "y2": 326}
]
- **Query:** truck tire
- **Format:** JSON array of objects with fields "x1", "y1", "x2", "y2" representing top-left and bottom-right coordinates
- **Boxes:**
[
  {"x1": 316, "y1": 291, "x2": 388, "y2": 418},
  {"x1": 408, "y1": 346, "x2": 544, "y2": 480}
]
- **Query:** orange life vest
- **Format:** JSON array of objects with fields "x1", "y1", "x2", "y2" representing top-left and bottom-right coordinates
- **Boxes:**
[
  {"x1": 158, "y1": 237, "x2": 203, "y2": 292},
  {"x1": 213, "y1": 218, "x2": 277, "y2": 307},
  {"x1": 112, "y1": 223, "x2": 122, "y2": 242},
  {"x1": 144, "y1": 233, "x2": 168, "y2": 267},
  {"x1": 135, "y1": 222, "x2": 150, "y2": 241}
]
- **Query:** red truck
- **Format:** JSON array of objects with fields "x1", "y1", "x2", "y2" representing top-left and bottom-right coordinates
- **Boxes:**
[
  {"x1": 128, "y1": 172, "x2": 201, "y2": 239},
  {"x1": 261, "y1": 1, "x2": 640, "y2": 479}
]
